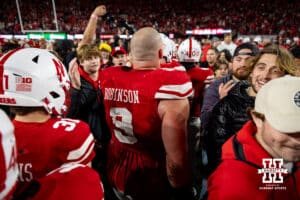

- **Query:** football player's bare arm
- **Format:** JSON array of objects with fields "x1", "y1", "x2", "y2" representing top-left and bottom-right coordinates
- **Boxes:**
[
  {"x1": 158, "y1": 99, "x2": 191, "y2": 188},
  {"x1": 78, "y1": 5, "x2": 107, "y2": 48}
]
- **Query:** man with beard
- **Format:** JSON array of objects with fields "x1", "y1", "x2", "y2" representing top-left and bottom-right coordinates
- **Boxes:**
[
  {"x1": 200, "y1": 42, "x2": 259, "y2": 129},
  {"x1": 199, "y1": 42, "x2": 260, "y2": 199},
  {"x1": 205, "y1": 44, "x2": 297, "y2": 174}
]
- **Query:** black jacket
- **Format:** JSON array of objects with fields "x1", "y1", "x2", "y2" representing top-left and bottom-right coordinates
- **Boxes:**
[
  {"x1": 67, "y1": 76, "x2": 110, "y2": 143},
  {"x1": 204, "y1": 80, "x2": 255, "y2": 173}
]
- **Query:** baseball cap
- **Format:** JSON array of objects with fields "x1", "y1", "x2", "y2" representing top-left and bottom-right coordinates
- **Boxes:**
[
  {"x1": 111, "y1": 46, "x2": 127, "y2": 57},
  {"x1": 233, "y1": 42, "x2": 259, "y2": 57},
  {"x1": 99, "y1": 43, "x2": 112, "y2": 53},
  {"x1": 255, "y1": 76, "x2": 300, "y2": 133}
]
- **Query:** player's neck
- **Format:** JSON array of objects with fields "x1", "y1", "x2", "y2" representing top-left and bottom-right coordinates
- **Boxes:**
[
  {"x1": 15, "y1": 111, "x2": 51, "y2": 123},
  {"x1": 132, "y1": 60, "x2": 159, "y2": 70}
]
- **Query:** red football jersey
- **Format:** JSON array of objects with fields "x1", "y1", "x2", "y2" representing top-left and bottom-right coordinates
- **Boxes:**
[
  {"x1": 161, "y1": 62, "x2": 214, "y2": 117},
  {"x1": 100, "y1": 66, "x2": 193, "y2": 199},
  {"x1": 13, "y1": 117, "x2": 95, "y2": 194},
  {"x1": 0, "y1": 110, "x2": 18, "y2": 200},
  {"x1": 187, "y1": 66, "x2": 214, "y2": 117},
  {"x1": 32, "y1": 164, "x2": 104, "y2": 200}
]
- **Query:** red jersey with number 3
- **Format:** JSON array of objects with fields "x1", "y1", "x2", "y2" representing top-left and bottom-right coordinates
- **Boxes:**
[
  {"x1": 13, "y1": 117, "x2": 95, "y2": 195},
  {"x1": 100, "y1": 66, "x2": 193, "y2": 199}
]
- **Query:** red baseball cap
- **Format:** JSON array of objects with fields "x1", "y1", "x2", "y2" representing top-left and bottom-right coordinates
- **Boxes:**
[{"x1": 111, "y1": 46, "x2": 127, "y2": 57}]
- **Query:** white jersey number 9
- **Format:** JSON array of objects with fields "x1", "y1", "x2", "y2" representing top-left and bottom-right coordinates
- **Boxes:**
[{"x1": 110, "y1": 107, "x2": 137, "y2": 144}]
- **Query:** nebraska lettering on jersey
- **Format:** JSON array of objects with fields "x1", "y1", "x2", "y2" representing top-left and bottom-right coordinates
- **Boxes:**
[
  {"x1": 13, "y1": 117, "x2": 95, "y2": 182},
  {"x1": 18, "y1": 163, "x2": 33, "y2": 182},
  {"x1": 104, "y1": 88, "x2": 140, "y2": 104}
]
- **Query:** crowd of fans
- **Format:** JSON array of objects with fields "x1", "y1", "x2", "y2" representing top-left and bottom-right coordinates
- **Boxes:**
[
  {"x1": 1, "y1": 0, "x2": 300, "y2": 39},
  {"x1": 1, "y1": 2, "x2": 300, "y2": 200}
]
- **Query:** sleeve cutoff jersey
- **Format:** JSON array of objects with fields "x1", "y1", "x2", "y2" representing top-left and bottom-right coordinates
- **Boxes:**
[{"x1": 100, "y1": 66, "x2": 192, "y2": 199}]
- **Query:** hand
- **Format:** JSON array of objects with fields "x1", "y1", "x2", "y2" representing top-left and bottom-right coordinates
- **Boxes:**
[
  {"x1": 92, "y1": 5, "x2": 107, "y2": 17},
  {"x1": 68, "y1": 58, "x2": 81, "y2": 90},
  {"x1": 218, "y1": 80, "x2": 235, "y2": 99}
]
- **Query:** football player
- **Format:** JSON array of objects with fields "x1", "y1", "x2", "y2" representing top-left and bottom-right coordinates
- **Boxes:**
[
  {"x1": 69, "y1": 27, "x2": 194, "y2": 199},
  {"x1": 177, "y1": 38, "x2": 214, "y2": 198},
  {"x1": 0, "y1": 48, "x2": 99, "y2": 198},
  {"x1": 101, "y1": 27, "x2": 193, "y2": 200}
]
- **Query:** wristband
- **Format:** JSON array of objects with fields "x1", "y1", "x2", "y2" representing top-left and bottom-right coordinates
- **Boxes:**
[{"x1": 90, "y1": 14, "x2": 98, "y2": 20}]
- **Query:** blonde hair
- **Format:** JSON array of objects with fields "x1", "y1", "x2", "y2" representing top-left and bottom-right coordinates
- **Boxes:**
[{"x1": 77, "y1": 43, "x2": 101, "y2": 63}]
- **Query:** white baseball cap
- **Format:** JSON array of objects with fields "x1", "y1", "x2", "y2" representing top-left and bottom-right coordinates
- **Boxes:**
[{"x1": 255, "y1": 76, "x2": 300, "y2": 133}]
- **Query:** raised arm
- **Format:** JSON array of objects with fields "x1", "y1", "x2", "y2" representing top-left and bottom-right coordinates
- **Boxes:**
[{"x1": 78, "y1": 5, "x2": 107, "y2": 47}]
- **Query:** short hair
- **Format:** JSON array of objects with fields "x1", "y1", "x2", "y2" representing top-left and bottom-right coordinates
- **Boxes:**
[
  {"x1": 247, "y1": 109, "x2": 265, "y2": 122},
  {"x1": 10, "y1": 107, "x2": 46, "y2": 116},
  {"x1": 224, "y1": 33, "x2": 232, "y2": 37},
  {"x1": 207, "y1": 47, "x2": 219, "y2": 55},
  {"x1": 130, "y1": 27, "x2": 162, "y2": 61}
]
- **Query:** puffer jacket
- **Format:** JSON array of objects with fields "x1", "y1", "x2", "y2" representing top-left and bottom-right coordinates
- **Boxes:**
[
  {"x1": 201, "y1": 74, "x2": 233, "y2": 129},
  {"x1": 204, "y1": 80, "x2": 255, "y2": 173}
]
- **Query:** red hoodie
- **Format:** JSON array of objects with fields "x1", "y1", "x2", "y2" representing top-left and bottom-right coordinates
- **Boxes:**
[{"x1": 208, "y1": 121, "x2": 300, "y2": 200}]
